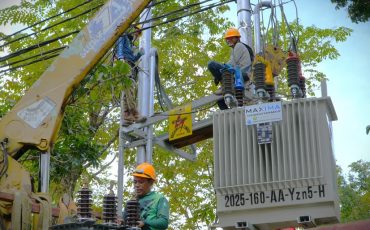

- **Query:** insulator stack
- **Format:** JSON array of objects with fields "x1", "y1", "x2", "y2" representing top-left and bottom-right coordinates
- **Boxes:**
[
  {"x1": 253, "y1": 62, "x2": 266, "y2": 91},
  {"x1": 221, "y1": 70, "x2": 235, "y2": 96},
  {"x1": 254, "y1": 62, "x2": 266, "y2": 90},
  {"x1": 125, "y1": 199, "x2": 140, "y2": 227},
  {"x1": 266, "y1": 84, "x2": 275, "y2": 100},
  {"x1": 299, "y1": 76, "x2": 306, "y2": 98},
  {"x1": 102, "y1": 193, "x2": 117, "y2": 223},
  {"x1": 286, "y1": 55, "x2": 299, "y2": 87},
  {"x1": 77, "y1": 186, "x2": 93, "y2": 219},
  {"x1": 235, "y1": 89, "x2": 244, "y2": 107}
]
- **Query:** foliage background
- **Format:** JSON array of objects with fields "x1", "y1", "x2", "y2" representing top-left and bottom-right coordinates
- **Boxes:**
[{"x1": 0, "y1": 0, "x2": 368, "y2": 228}]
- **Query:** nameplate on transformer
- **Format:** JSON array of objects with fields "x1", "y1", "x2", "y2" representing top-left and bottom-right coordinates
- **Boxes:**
[{"x1": 218, "y1": 184, "x2": 327, "y2": 211}]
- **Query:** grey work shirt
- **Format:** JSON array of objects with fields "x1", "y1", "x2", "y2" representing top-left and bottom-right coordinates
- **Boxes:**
[{"x1": 227, "y1": 42, "x2": 251, "y2": 71}]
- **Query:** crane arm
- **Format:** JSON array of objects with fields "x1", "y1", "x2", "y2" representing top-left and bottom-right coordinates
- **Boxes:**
[{"x1": 0, "y1": 0, "x2": 151, "y2": 159}]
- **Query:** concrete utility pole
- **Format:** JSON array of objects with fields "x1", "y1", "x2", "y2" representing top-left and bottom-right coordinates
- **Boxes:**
[
  {"x1": 137, "y1": 6, "x2": 153, "y2": 164},
  {"x1": 117, "y1": 93, "x2": 125, "y2": 218},
  {"x1": 237, "y1": 0, "x2": 253, "y2": 46},
  {"x1": 146, "y1": 48, "x2": 157, "y2": 162}
]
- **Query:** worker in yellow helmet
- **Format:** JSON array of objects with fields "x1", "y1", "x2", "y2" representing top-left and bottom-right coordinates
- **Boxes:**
[
  {"x1": 115, "y1": 24, "x2": 146, "y2": 125},
  {"x1": 123, "y1": 162, "x2": 170, "y2": 229},
  {"x1": 208, "y1": 27, "x2": 253, "y2": 110}
]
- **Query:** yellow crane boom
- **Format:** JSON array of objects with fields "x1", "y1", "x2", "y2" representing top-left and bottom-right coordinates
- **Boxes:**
[
  {"x1": 0, "y1": 0, "x2": 150, "y2": 229},
  {"x1": 0, "y1": 0, "x2": 150, "y2": 158}
]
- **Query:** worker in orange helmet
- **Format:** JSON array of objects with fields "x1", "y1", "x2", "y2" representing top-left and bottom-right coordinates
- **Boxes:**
[
  {"x1": 123, "y1": 162, "x2": 169, "y2": 229},
  {"x1": 208, "y1": 27, "x2": 253, "y2": 110}
]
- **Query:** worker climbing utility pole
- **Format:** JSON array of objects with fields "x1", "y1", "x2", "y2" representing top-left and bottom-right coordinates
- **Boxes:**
[{"x1": 137, "y1": 5, "x2": 153, "y2": 164}]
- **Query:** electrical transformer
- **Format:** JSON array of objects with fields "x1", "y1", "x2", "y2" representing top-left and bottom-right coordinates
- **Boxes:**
[{"x1": 212, "y1": 97, "x2": 339, "y2": 230}]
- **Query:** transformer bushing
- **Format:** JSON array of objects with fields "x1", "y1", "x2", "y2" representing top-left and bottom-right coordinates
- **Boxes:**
[
  {"x1": 235, "y1": 89, "x2": 244, "y2": 107},
  {"x1": 77, "y1": 185, "x2": 93, "y2": 220},
  {"x1": 286, "y1": 53, "x2": 302, "y2": 98},
  {"x1": 102, "y1": 193, "x2": 118, "y2": 224},
  {"x1": 253, "y1": 62, "x2": 267, "y2": 98},
  {"x1": 299, "y1": 76, "x2": 306, "y2": 98},
  {"x1": 221, "y1": 67, "x2": 237, "y2": 109},
  {"x1": 125, "y1": 199, "x2": 140, "y2": 229},
  {"x1": 265, "y1": 84, "x2": 275, "y2": 100}
]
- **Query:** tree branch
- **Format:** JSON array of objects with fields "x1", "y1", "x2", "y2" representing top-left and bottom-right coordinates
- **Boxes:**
[{"x1": 84, "y1": 129, "x2": 119, "y2": 168}]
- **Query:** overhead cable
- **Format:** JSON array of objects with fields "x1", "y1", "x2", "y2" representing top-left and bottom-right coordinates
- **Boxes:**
[
  {"x1": 0, "y1": 4, "x2": 102, "y2": 49},
  {"x1": 0, "y1": 0, "x2": 96, "y2": 42},
  {"x1": 150, "y1": 0, "x2": 170, "y2": 8},
  {"x1": 0, "y1": 53, "x2": 60, "y2": 75},
  {"x1": 137, "y1": 0, "x2": 234, "y2": 34},
  {"x1": 135, "y1": 0, "x2": 214, "y2": 26},
  {"x1": 0, "y1": 30, "x2": 78, "y2": 62},
  {"x1": 1, "y1": 0, "x2": 169, "y2": 46},
  {"x1": 0, "y1": 46, "x2": 66, "y2": 69},
  {"x1": 2, "y1": 0, "x2": 232, "y2": 73}
]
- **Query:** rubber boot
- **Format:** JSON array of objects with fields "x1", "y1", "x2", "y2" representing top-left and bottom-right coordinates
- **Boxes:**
[
  {"x1": 131, "y1": 109, "x2": 146, "y2": 123},
  {"x1": 122, "y1": 110, "x2": 134, "y2": 126}
]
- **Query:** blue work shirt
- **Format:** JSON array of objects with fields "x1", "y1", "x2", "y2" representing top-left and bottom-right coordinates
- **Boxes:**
[{"x1": 116, "y1": 34, "x2": 142, "y2": 63}]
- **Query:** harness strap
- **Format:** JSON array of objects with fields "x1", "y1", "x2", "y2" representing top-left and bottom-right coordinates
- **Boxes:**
[{"x1": 12, "y1": 190, "x2": 32, "y2": 230}]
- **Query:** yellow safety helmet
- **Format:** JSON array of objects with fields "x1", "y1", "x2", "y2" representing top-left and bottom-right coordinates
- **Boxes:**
[
  {"x1": 224, "y1": 27, "x2": 241, "y2": 39},
  {"x1": 132, "y1": 162, "x2": 156, "y2": 181},
  {"x1": 134, "y1": 24, "x2": 142, "y2": 36}
]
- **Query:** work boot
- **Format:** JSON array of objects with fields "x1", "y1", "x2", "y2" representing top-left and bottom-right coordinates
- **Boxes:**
[
  {"x1": 122, "y1": 119, "x2": 133, "y2": 126},
  {"x1": 122, "y1": 111, "x2": 135, "y2": 126},
  {"x1": 131, "y1": 109, "x2": 146, "y2": 123}
]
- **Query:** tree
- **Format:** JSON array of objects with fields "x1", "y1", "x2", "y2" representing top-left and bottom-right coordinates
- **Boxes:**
[
  {"x1": 331, "y1": 0, "x2": 370, "y2": 23},
  {"x1": 0, "y1": 0, "x2": 352, "y2": 228},
  {"x1": 337, "y1": 160, "x2": 370, "y2": 222}
]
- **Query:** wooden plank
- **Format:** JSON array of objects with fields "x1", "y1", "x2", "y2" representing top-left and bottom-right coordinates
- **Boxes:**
[{"x1": 168, "y1": 124, "x2": 213, "y2": 148}]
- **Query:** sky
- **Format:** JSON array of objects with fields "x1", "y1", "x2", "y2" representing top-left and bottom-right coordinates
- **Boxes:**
[
  {"x1": 285, "y1": 0, "x2": 370, "y2": 173},
  {"x1": 0, "y1": 0, "x2": 369, "y2": 175}
]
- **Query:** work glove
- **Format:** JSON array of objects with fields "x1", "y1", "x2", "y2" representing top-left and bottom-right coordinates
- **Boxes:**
[{"x1": 138, "y1": 47, "x2": 145, "y2": 56}]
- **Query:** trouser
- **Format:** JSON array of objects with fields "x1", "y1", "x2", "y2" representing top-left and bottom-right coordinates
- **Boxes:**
[
  {"x1": 208, "y1": 61, "x2": 232, "y2": 110},
  {"x1": 123, "y1": 60, "x2": 139, "y2": 119},
  {"x1": 127, "y1": 61, "x2": 139, "y2": 80},
  {"x1": 208, "y1": 61, "x2": 250, "y2": 84},
  {"x1": 208, "y1": 61, "x2": 250, "y2": 110},
  {"x1": 208, "y1": 61, "x2": 224, "y2": 85},
  {"x1": 123, "y1": 78, "x2": 137, "y2": 113}
]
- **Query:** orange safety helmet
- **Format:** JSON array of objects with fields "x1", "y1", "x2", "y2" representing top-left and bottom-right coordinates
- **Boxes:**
[
  {"x1": 132, "y1": 162, "x2": 156, "y2": 181},
  {"x1": 224, "y1": 27, "x2": 241, "y2": 39}
]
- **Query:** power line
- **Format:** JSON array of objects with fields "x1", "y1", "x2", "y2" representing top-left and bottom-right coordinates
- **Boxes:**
[
  {"x1": 0, "y1": 4, "x2": 103, "y2": 49},
  {"x1": 0, "y1": 46, "x2": 66, "y2": 69},
  {"x1": 0, "y1": 0, "x2": 96, "y2": 42},
  {"x1": 0, "y1": 53, "x2": 60, "y2": 75},
  {"x1": 1, "y1": 0, "x2": 232, "y2": 74},
  {"x1": 135, "y1": 0, "x2": 214, "y2": 26},
  {"x1": 0, "y1": 30, "x2": 78, "y2": 62},
  {"x1": 139, "y1": 0, "x2": 234, "y2": 32},
  {"x1": 150, "y1": 0, "x2": 170, "y2": 8},
  {"x1": 0, "y1": 0, "x2": 170, "y2": 47}
]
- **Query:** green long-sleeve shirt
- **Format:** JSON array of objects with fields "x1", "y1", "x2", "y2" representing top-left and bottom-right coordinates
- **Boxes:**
[{"x1": 124, "y1": 191, "x2": 169, "y2": 230}]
